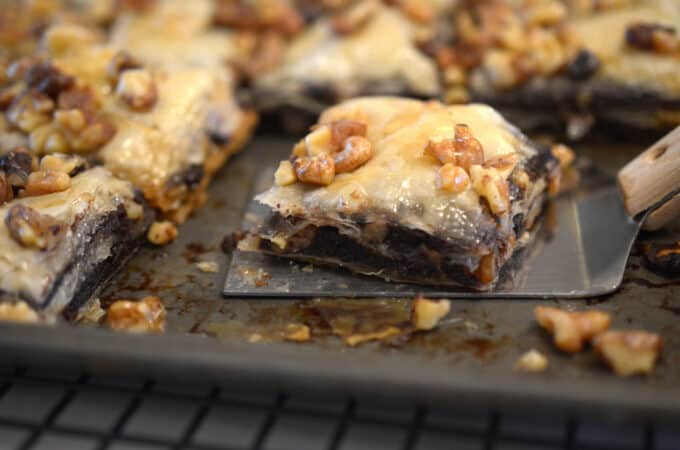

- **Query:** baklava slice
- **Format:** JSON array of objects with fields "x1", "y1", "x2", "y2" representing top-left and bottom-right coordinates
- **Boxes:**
[
  {"x1": 0, "y1": 155, "x2": 150, "y2": 319},
  {"x1": 2, "y1": 22, "x2": 256, "y2": 222},
  {"x1": 244, "y1": 97, "x2": 559, "y2": 289},
  {"x1": 436, "y1": 0, "x2": 680, "y2": 137},
  {"x1": 251, "y1": 1, "x2": 445, "y2": 121}
]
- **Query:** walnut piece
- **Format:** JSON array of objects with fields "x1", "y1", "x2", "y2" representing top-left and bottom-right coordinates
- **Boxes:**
[
  {"x1": 425, "y1": 124, "x2": 484, "y2": 173},
  {"x1": 334, "y1": 135, "x2": 373, "y2": 173},
  {"x1": 283, "y1": 323, "x2": 311, "y2": 342},
  {"x1": 329, "y1": 118, "x2": 367, "y2": 152},
  {"x1": 593, "y1": 330, "x2": 662, "y2": 376},
  {"x1": 470, "y1": 164, "x2": 510, "y2": 215},
  {"x1": 5, "y1": 204, "x2": 67, "y2": 250},
  {"x1": 514, "y1": 349, "x2": 549, "y2": 373},
  {"x1": 626, "y1": 23, "x2": 678, "y2": 53},
  {"x1": 105, "y1": 296, "x2": 166, "y2": 334},
  {"x1": 147, "y1": 220, "x2": 178, "y2": 246},
  {"x1": 274, "y1": 160, "x2": 297, "y2": 186},
  {"x1": 39, "y1": 154, "x2": 86, "y2": 176},
  {"x1": 116, "y1": 69, "x2": 158, "y2": 111},
  {"x1": 196, "y1": 261, "x2": 219, "y2": 273},
  {"x1": 411, "y1": 295, "x2": 451, "y2": 331},
  {"x1": 331, "y1": 0, "x2": 379, "y2": 35},
  {"x1": 437, "y1": 163, "x2": 469, "y2": 194},
  {"x1": 551, "y1": 144, "x2": 575, "y2": 169},
  {"x1": 294, "y1": 154, "x2": 336, "y2": 186},
  {"x1": 535, "y1": 306, "x2": 611, "y2": 353},
  {"x1": 21, "y1": 170, "x2": 71, "y2": 197},
  {"x1": 304, "y1": 125, "x2": 333, "y2": 156},
  {"x1": 0, "y1": 301, "x2": 41, "y2": 324}
]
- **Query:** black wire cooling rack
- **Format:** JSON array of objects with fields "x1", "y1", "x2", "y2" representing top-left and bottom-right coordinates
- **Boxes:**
[{"x1": 0, "y1": 364, "x2": 678, "y2": 450}]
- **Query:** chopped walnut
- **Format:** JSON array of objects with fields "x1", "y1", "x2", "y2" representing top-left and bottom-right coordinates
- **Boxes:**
[
  {"x1": 0, "y1": 149, "x2": 34, "y2": 189},
  {"x1": 483, "y1": 152, "x2": 520, "y2": 179},
  {"x1": 334, "y1": 135, "x2": 373, "y2": 173},
  {"x1": 526, "y1": 1, "x2": 567, "y2": 26},
  {"x1": 437, "y1": 163, "x2": 469, "y2": 194},
  {"x1": 147, "y1": 220, "x2": 178, "y2": 246},
  {"x1": 470, "y1": 164, "x2": 510, "y2": 215},
  {"x1": 551, "y1": 144, "x2": 575, "y2": 169},
  {"x1": 6, "y1": 91, "x2": 54, "y2": 132},
  {"x1": 593, "y1": 330, "x2": 662, "y2": 376},
  {"x1": 116, "y1": 69, "x2": 158, "y2": 111},
  {"x1": 283, "y1": 323, "x2": 311, "y2": 342},
  {"x1": 426, "y1": 124, "x2": 484, "y2": 173},
  {"x1": 294, "y1": 154, "x2": 336, "y2": 185},
  {"x1": 0, "y1": 301, "x2": 41, "y2": 324},
  {"x1": 411, "y1": 295, "x2": 451, "y2": 331},
  {"x1": 331, "y1": 0, "x2": 379, "y2": 35},
  {"x1": 23, "y1": 61, "x2": 75, "y2": 100},
  {"x1": 304, "y1": 125, "x2": 333, "y2": 156},
  {"x1": 21, "y1": 170, "x2": 71, "y2": 197},
  {"x1": 106, "y1": 51, "x2": 141, "y2": 83},
  {"x1": 626, "y1": 23, "x2": 678, "y2": 53},
  {"x1": 274, "y1": 160, "x2": 297, "y2": 186},
  {"x1": 329, "y1": 118, "x2": 367, "y2": 152},
  {"x1": 243, "y1": 31, "x2": 286, "y2": 79},
  {"x1": 0, "y1": 172, "x2": 12, "y2": 204},
  {"x1": 196, "y1": 261, "x2": 219, "y2": 273},
  {"x1": 39, "y1": 154, "x2": 86, "y2": 176},
  {"x1": 5, "y1": 204, "x2": 67, "y2": 250},
  {"x1": 514, "y1": 349, "x2": 549, "y2": 373},
  {"x1": 105, "y1": 296, "x2": 166, "y2": 334},
  {"x1": 399, "y1": 0, "x2": 434, "y2": 24},
  {"x1": 535, "y1": 306, "x2": 611, "y2": 353}
]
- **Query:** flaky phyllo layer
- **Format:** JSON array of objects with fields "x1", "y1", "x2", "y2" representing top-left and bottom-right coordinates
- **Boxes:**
[{"x1": 246, "y1": 97, "x2": 560, "y2": 289}]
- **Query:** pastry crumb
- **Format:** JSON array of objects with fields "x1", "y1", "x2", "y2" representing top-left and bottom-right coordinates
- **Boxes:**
[{"x1": 515, "y1": 349, "x2": 549, "y2": 373}]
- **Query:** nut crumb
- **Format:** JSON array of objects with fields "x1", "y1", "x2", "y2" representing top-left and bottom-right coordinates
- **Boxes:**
[
  {"x1": 515, "y1": 349, "x2": 549, "y2": 373},
  {"x1": 196, "y1": 261, "x2": 219, "y2": 273},
  {"x1": 411, "y1": 295, "x2": 451, "y2": 331},
  {"x1": 301, "y1": 264, "x2": 314, "y2": 273},
  {"x1": 535, "y1": 306, "x2": 611, "y2": 353},
  {"x1": 593, "y1": 330, "x2": 662, "y2": 376},
  {"x1": 105, "y1": 296, "x2": 166, "y2": 334},
  {"x1": 147, "y1": 221, "x2": 178, "y2": 246}
]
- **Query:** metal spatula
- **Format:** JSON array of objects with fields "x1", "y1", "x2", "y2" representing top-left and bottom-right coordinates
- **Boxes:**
[{"x1": 223, "y1": 128, "x2": 680, "y2": 299}]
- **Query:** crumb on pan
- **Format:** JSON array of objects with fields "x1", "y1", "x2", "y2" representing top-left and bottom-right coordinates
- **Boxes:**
[
  {"x1": 643, "y1": 241, "x2": 680, "y2": 275},
  {"x1": 147, "y1": 220, "x2": 178, "y2": 245},
  {"x1": 0, "y1": 301, "x2": 41, "y2": 324},
  {"x1": 75, "y1": 298, "x2": 106, "y2": 324},
  {"x1": 196, "y1": 261, "x2": 219, "y2": 273},
  {"x1": 514, "y1": 349, "x2": 549, "y2": 373},
  {"x1": 411, "y1": 295, "x2": 451, "y2": 331},
  {"x1": 105, "y1": 296, "x2": 166, "y2": 334},
  {"x1": 593, "y1": 330, "x2": 662, "y2": 376},
  {"x1": 535, "y1": 306, "x2": 611, "y2": 353},
  {"x1": 283, "y1": 323, "x2": 311, "y2": 342}
]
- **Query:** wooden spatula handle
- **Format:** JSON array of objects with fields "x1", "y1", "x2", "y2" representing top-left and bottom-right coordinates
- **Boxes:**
[{"x1": 618, "y1": 126, "x2": 680, "y2": 229}]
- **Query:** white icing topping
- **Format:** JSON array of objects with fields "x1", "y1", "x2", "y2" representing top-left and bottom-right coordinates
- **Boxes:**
[
  {"x1": 257, "y1": 97, "x2": 537, "y2": 241},
  {"x1": 256, "y1": 6, "x2": 440, "y2": 104}
]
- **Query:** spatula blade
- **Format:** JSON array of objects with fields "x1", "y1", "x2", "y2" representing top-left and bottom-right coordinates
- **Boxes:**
[{"x1": 223, "y1": 185, "x2": 640, "y2": 298}]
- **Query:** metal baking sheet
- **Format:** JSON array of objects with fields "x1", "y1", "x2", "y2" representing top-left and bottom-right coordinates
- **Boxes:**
[{"x1": 1, "y1": 135, "x2": 680, "y2": 422}]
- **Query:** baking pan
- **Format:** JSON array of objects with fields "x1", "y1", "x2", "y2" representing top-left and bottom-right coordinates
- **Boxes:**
[{"x1": 1, "y1": 135, "x2": 679, "y2": 422}]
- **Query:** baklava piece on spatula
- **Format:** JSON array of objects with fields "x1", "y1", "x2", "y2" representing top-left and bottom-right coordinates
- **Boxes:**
[{"x1": 243, "y1": 97, "x2": 560, "y2": 290}]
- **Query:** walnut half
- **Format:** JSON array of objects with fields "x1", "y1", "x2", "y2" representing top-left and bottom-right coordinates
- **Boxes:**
[
  {"x1": 534, "y1": 306, "x2": 611, "y2": 353},
  {"x1": 593, "y1": 330, "x2": 662, "y2": 376},
  {"x1": 5, "y1": 204, "x2": 67, "y2": 250}
]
